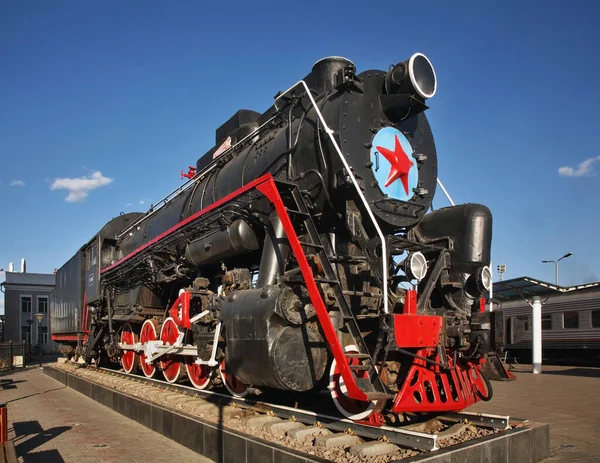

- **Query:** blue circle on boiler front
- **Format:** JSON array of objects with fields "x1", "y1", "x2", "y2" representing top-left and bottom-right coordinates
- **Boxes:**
[{"x1": 370, "y1": 127, "x2": 418, "y2": 202}]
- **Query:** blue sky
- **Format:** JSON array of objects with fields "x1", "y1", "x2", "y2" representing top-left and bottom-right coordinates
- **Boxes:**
[{"x1": 1, "y1": 0, "x2": 599, "y2": 312}]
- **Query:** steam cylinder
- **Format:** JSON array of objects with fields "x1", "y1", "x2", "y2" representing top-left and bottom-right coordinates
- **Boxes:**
[{"x1": 220, "y1": 285, "x2": 329, "y2": 391}]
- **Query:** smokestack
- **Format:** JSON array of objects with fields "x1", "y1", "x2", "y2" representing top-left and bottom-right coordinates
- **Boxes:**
[
  {"x1": 21, "y1": 259, "x2": 26, "y2": 273},
  {"x1": 8, "y1": 263, "x2": 14, "y2": 272}
]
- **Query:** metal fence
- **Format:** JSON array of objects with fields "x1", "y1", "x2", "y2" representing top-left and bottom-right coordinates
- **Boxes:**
[{"x1": 0, "y1": 342, "x2": 31, "y2": 371}]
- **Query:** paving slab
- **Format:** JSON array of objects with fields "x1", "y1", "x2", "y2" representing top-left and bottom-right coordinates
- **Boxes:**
[
  {"x1": 472, "y1": 364, "x2": 600, "y2": 463},
  {"x1": 0, "y1": 367, "x2": 212, "y2": 462}
]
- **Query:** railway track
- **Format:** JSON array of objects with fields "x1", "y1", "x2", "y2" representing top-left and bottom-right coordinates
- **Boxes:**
[{"x1": 54, "y1": 361, "x2": 514, "y2": 462}]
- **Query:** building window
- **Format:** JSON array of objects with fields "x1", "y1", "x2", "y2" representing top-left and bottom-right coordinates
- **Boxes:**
[
  {"x1": 21, "y1": 296, "x2": 32, "y2": 313},
  {"x1": 592, "y1": 310, "x2": 600, "y2": 328},
  {"x1": 563, "y1": 311, "x2": 579, "y2": 329},
  {"x1": 21, "y1": 326, "x2": 31, "y2": 344},
  {"x1": 542, "y1": 314, "x2": 552, "y2": 330},
  {"x1": 38, "y1": 296, "x2": 48, "y2": 314},
  {"x1": 39, "y1": 327, "x2": 48, "y2": 344}
]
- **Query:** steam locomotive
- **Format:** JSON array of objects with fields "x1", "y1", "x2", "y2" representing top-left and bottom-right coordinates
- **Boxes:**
[{"x1": 51, "y1": 52, "x2": 504, "y2": 421}]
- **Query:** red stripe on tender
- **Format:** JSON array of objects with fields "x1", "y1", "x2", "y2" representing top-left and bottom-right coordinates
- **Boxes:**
[
  {"x1": 52, "y1": 334, "x2": 88, "y2": 341},
  {"x1": 101, "y1": 173, "x2": 274, "y2": 274}
]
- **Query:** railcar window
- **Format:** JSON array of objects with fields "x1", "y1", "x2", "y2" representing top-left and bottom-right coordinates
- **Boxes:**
[
  {"x1": 592, "y1": 310, "x2": 600, "y2": 328},
  {"x1": 563, "y1": 311, "x2": 579, "y2": 329},
  {"x1": 542, "y1": 314, "x2": 552, "y2": 330},
  {"x1": 92, "y1": 243, "x2": 98, "y2": 266},
  {"x1": 516, "y1": 315, "x2": 530, "y2": 331}
]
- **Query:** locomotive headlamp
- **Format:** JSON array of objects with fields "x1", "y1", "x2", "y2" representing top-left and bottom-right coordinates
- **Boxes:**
[
  {"x1": 466, "y1": 265, "x2": 493, "y2": 296},
  {"x1": 405, "y1": 252, "x2": 428, "y2": 282},
  {"x1": 385, "y1": 52, "x2": 437, "y2": 100},
  {"x1": 477, "y1": 265, "x2": 493, "y2": 292}
]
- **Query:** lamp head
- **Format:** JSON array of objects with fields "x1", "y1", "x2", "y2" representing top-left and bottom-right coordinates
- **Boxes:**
[{"x1": 35, "y1": 312, "x2": 45, "y2": 322}]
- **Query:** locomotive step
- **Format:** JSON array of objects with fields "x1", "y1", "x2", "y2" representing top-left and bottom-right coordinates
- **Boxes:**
[
  {"x1": 297, "y1": 240, "x2": 324, "y2": 249},
  {"x1": 284, "y1": 276, "x2": 339, "y2": 284},
  {"x1": 284, "y1": 208, "x2": 310, "y2": 217},
  {"x1": 349, "y1": 365, "x2": 371, "y2": 371},
  {"x1": 344, "y1": 353, "x2": 370, "y2": 359},
  {"x1": 313, "y1": 277, "x2": 339, "y2": 284}
]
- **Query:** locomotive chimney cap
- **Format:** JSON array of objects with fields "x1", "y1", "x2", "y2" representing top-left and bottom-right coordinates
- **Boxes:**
[
  {"x1": 386, "y1": 52, "x2": 437, "y2": 100},
  {"x1": 312, "y1": 56, "x2": 354, "y2": 67}
]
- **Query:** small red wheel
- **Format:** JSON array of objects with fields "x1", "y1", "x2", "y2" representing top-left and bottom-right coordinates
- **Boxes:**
[
  {"x1": 328, "y1": 345, "x2": 383, "y2": 421},
  {"x1": 219, "y1": 358, "x2": 249, "y2": 398},
  {"x1": 159, "y1": 317, "x2": 185, "y2": 383},
  {"x1": 120, "y1": 323, "x2": 139, "y2": 374},
  {"x1": 184, "y1": 331, "x2": 212, "y2": 390},
  {"x1": 139, "y1": 319, "x2": 158, "y2": 378},
  {"x1": 185, "y1": 359, "x2": 212, "y2": 390}
]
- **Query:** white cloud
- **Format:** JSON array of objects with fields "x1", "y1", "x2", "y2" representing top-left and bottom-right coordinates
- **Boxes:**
[
  {"x1": 50, "y1": 171, "x2": 113, "y2": 202},
  {"x1": 10, "y1": 180, "x2": 25, "y2": 187},
  {"x1": 139, "y1": 200, "x2": 145, "y2": 205},
  {"x1": 127, "y1": 202, "x2": 133, "y2": 207},
  {"x1": 558, "y1": 155, "x2": 600, "y2": 177}
]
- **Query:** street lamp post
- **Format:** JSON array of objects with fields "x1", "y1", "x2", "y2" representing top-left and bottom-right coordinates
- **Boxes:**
[
  {"x1": 26, "y1": 319, "x2": 33, "y2": 365},
  {"x1": 542, "y1": 252, "x2": 573, "y2": 285},
  {"x1": 35, "y1": 312, "x2": 45, "y2": 368}
]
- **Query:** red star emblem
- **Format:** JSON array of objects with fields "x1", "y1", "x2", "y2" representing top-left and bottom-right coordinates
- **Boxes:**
[{"x1": 376, "y1": 134, "x2": 414, "y2": 194}]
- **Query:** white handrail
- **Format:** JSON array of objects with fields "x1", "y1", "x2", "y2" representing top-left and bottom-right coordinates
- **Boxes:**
[
  {"x1": 436, "y1": 178, "x2": 455, "y2": 206},
  {"x1": 275, "y1": 81, "x2": 390, "y2": 314}
]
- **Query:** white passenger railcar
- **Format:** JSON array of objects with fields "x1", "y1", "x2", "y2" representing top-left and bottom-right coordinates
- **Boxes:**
[{"x1": 490, "y1": 277, "x2": 600, "y2": 365}]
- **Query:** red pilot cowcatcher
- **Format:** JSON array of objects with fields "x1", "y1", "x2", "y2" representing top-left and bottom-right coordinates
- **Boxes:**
[{"x1": 390, "y1": 290, "x2": 492, "y2": 413}]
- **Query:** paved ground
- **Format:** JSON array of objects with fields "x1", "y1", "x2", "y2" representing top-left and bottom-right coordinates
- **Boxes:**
[
  {"x1": 471, "y1": 363, "x2": 600, "y2": 463},
  {"x1": 1, "y1": 367, "x2": 212, "y2": 463}
]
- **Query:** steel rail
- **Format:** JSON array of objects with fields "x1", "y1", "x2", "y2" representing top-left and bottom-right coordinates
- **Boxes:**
[
  {"x1": 88, "y1": 366, "x2": 515, "y2": 451},
  {"x1": 93, "y1": 366, "x2": 438, "y2": 451},
  {"x1": 440, "y1": 411, "x2": 510, "y2": 430}
]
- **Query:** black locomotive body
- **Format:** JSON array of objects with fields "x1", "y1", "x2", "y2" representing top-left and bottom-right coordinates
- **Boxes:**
[{"x1": 51, "y1": 52, "x2": 505, "y2": 421}]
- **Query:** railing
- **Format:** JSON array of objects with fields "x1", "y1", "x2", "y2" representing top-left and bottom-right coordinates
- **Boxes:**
[{"x1": 0, "y1": 342, "x2": 31, "y2": 371}]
